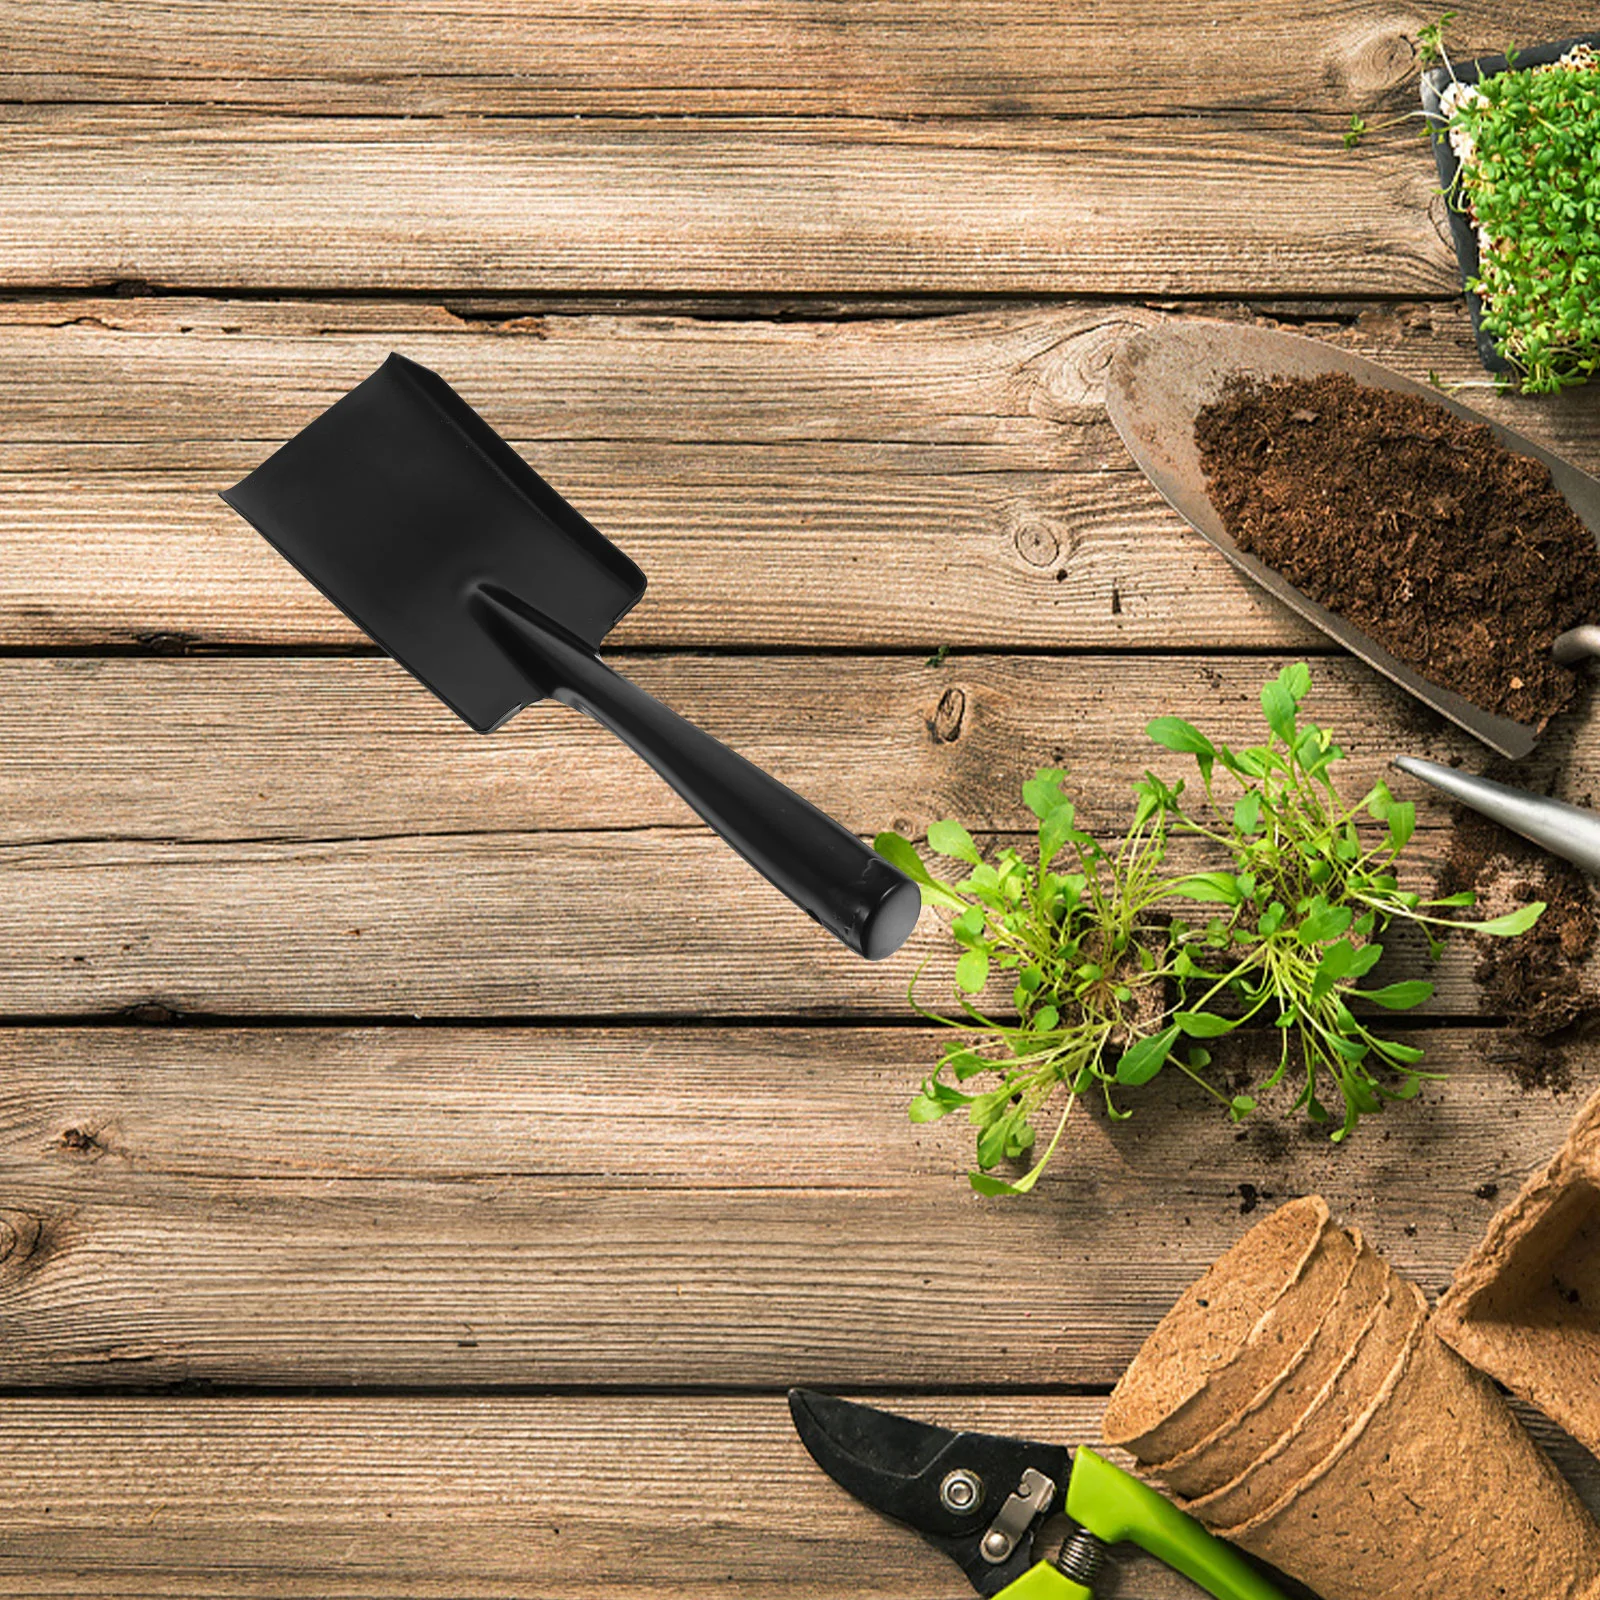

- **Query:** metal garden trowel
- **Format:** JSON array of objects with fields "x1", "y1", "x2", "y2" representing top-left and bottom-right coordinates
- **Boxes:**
[
  {"x1": 1105, "y1": 319, "x2": 1600, "y2": 762},
  {"x1": 1395, "y1": 755, "x2": 1600, "y2": 878},
  {"x1": 220, "y1": 353, "x2": 921, "y2": 960}
]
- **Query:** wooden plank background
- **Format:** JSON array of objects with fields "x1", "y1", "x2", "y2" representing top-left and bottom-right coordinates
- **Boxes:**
[{"x1": 2, "y1": 3, "x2": 1599, "y2": 1596}]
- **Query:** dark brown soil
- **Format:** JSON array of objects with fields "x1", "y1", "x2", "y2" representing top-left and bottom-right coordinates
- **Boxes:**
[
  {"x1": 1437, "y1": 804, "x2": 1600, "y2": 1089},
  {"x1": 1196, "y1": 372, "x2": 1600, "y2": 727}
]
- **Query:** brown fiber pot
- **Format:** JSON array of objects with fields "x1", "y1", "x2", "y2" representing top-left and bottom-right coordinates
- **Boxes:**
[
  {"x1": 1154, "y1": 1231, "x2": 1388, "y2": 1502},
  {"x1": 1221, "y1": 1319, "x2": 1600, "y2": 1600},
  {"x1": 1434, "y1": 1084, "x2": 1600, "y2": 1457},
  {"x1": 1182, "y1": 1279, "x2": 1425, "y2": 1531},
  {"x1": 1102, "y1": 1196, "x2": 1332, "y2": 1460}
]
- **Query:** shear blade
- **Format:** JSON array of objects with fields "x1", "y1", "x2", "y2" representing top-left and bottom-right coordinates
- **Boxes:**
[{"x1": 788, "y1": 1390, "x2": 1073, "y2": 1598}]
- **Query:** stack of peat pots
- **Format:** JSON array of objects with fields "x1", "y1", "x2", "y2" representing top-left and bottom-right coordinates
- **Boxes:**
[{"x1": 1102, "y1": 1195, "x2": 1600, "y2": 1599}]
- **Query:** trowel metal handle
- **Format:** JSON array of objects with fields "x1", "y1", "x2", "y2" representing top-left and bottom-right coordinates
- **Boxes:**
[
  {"x1": 1394, "y1": 755, "x2": 1600, "y2": 877},
  {"x1": 474, "y1": 586, "x2": 922, "y2": 960}
]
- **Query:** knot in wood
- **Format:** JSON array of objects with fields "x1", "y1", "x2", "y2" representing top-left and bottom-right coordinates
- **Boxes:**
[
  {"x1": 931, "y1": 686, "x2": 967, "y2": 743},
  {"x1": 0, "y1": 1210, "x2": 43, "y2": 1271},
  {"x1": 1014, "y1": 520, "x2": 1061, "y2": 568},
  {"x1": 1328, "y1": 24, "x2": 1415, "y2": 98}
]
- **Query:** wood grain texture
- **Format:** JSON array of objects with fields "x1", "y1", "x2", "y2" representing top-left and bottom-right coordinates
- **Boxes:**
[
  {"x1": 0, "y1": 652, "x2": 1529, "y2": 845},
  {"x1": 0, "y1": 1025, "x2": 1592, "y2": 1388},
  {"x1": 1, "y1": 651, "x2": 1586, "y2": 1018},
  {"x1": 7, "y1": 298, "x2": 1600, "y2": 650},
  {"x1": 0, "y1": 108, "x2": 1453, "y2": 296},
  {"x1": 0, "y1": 1, "x2": 1585, "y2": 118},
  {"x1": 3, "y1": 825, "x2": 1531, "y2": 1017},
  {"x1": 19, "y1": 1390, "x2": 1593, "y2": 1599},
  {"x1": 0, "y1": 0, "x2": 1464, "y2": 116}
]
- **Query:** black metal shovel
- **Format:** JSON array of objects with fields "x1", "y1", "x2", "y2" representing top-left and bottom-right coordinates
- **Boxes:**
[{"x1": 220, "y1": 353, "x2": 921, "y2": 960}]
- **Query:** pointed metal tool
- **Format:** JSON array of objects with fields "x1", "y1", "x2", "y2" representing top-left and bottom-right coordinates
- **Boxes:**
[
  {"x1": 788, "y1": 1390, "x2": 1292, "y2": 1600},
  {"x1": 1394, "y1": 755, "x2": 1600, "y2": 877},
  {"x1": 1105, "y1": 320, "x2": 1600, "y2": 762}
]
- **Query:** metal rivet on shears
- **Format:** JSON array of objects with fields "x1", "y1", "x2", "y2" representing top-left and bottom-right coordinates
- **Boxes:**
[{"x1": 940, "y1": 1469, "x2": 984, "y2": 1513}]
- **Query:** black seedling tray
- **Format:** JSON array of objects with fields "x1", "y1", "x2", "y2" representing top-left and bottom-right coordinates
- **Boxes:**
[{"x1": 1421, "y1": 33, "x2": 1600, "y2": 375}]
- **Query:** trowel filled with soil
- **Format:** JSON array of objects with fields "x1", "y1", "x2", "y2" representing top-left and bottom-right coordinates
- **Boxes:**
[{"x1": 1105, "y1": 320, "x2": 1600, "y2": 760}]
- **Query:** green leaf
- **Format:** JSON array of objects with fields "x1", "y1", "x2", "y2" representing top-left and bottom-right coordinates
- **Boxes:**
[
  {"x1": 1146, "y1": 716, "x2": 1215, "y2": 759},
  {"x1": 1031, "y1": 1004, "x2": 1061, "y2": 1033},
  {"x1": 1175, "y1": 1010, "x2": 1236, "y2": 1038},
  {"x1": 951, "y1": 906, "x2": 986, "y2": 946},
  {"x1": 1311, "y1": 937, "x2": 1384, "y2": 1000},
  {"x1": 1357, "y1": 979, "x2": 1435, "y2": 1010},
  {"x1": 1261, "y1": 678, "x2": 1298, "y2": 743},
  {"x1": 1233, "y1": 791, "x2": 1263, "y2": 835},
  {"x1": 1374, "y1": 1037, "x2": 1425, "y2": 1065},
  {"x1": 1386, "y1": 800, "x2": 1416, "y2": 853},
  {"x1": 945, "y1": 1049, "x2": 991, "y2": 1081},
  {"x1": 968, "y1": 1171, "x2": 1027, "y2": 1196},
  {"x1": 1173, "y1": 871, "x2": 1244, "y2": 906},
  {"x1": 927, "y1": 819, "x2": 982, "y2": 865},
  {"x1": 1218, "y1": 743, "x2": 1266, "y2": 779},
  {"x1": 1038, "y1": 804, "x2": 1078, "y2": 867},
  {"x1": 954, "y1": 948, "x2": 990, "y2": 993},
  {"x1": 1473, "y1": 901, "x2": 1546, "y2": 937},
  {"x1": 873, "y1": 831, "x2": 932, "y2": 884},
  {"x1": 1115, "y1": 1024, "x2": 1181, "y2": 1086},
  {"x1": 909, "y1": 1080, "x2": 970, "y2": 1122},
  {"x1": 1229, "y1": 1095, "x2": 1257, "y2": 1121},
  {"x1": 1298, "y1": 898, "x2": 1353, "y2": 945},
  {"x1": 1022, "y1": 769, "x2": 1069, "y2": 822}
]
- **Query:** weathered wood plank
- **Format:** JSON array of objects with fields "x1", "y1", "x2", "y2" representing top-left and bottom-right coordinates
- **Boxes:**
[
  {"x1": 7, "y1": 1390, "x2": 1570, "y2": 1599},
  {"x1": 6, "y1": 300, "x2": 1600, "y2": 651},
  {"x1": 0, "y1": 1025, "x2": 1590, "y2": 1388},
  {"x1": 0, "y1": 652, "x2": 1580, "y2": 1018},
  {"x1": 2, "y1": 652, "x2": 1586, "y2": 847},
  {"x1": 0, "y1": 814, "x2": 1547, "y2": 1018},
  {"x1": 0, "y1": 0, "x2": 1541, "y2": 117},
  {"x1": 0, "y1": 108, "x2": 1452, "y2": 296},
  {"x1": 0, "y1": 2, "x2": 1580, "y2": 120}
]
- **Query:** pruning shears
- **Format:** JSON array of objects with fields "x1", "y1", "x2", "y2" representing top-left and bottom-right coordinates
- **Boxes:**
[{"x1": 788, "y1": 1391, "x2": 1293, "y2": 1600}]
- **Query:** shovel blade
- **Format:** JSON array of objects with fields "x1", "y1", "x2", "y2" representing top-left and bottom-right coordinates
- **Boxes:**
[{"x1": 222, "y1": 353, "x2": 647, "y2": 732}]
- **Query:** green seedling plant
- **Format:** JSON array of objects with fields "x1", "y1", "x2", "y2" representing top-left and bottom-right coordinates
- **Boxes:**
[
  {"x1": 1420, "y1": 18, "x2": 1600, "y2": 392},
  {"x1": 877, "y1": 761, "x2": 1198, "y2": 1196},
  {"x1": 1446, "y1": 45, "x2": 1600, "y2": 392},
  {"x1": 876, "y1": 665, "x2": 1544, "y2": 1196}
]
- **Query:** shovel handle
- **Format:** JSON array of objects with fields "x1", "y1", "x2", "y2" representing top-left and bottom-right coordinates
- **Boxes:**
[{"x1": 473, "y1": 587, "x2": 922, "y2": 960}]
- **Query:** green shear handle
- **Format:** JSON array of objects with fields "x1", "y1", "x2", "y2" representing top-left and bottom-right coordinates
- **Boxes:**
[{"x1": 996, "y1": 1449, "x2": 1291, "y2": 1600}]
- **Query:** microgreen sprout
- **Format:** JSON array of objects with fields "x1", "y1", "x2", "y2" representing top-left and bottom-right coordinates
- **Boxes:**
[
  {"x1": 1418, "y1": 12, "x2": 1458, "y2": 67},
  {"x1": 1426, "y1": 29, "x2": 1600, "y2": 392},
  {"x1": 876, "y1": 665, "x2": 1544, "y2": 1195},
  {"x1": 1449, "y1": 48, "x2": 1600, "y2": 392}
]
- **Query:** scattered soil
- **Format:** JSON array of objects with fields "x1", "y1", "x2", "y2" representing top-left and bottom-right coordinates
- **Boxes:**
[
  {"x1": 1437, "y1": 804, "x2": 1600, "y2": 1089},
  {"x1": 1196, "y1": 372, "x2": 1600, "y2": 727}
]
